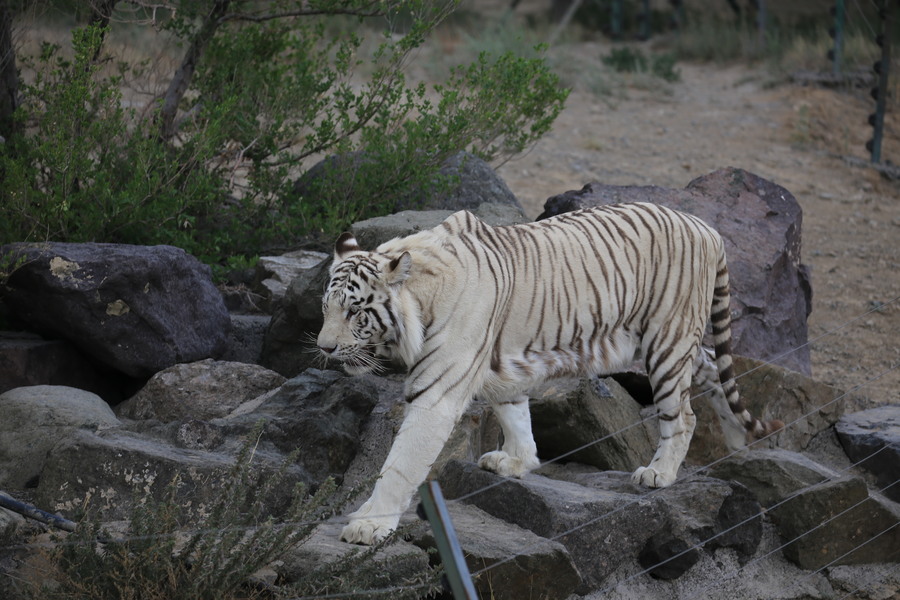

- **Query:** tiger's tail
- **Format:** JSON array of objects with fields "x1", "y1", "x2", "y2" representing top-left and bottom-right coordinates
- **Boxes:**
[{"x1": 711, "y1": 245, "x2": 784, "y2": 440}]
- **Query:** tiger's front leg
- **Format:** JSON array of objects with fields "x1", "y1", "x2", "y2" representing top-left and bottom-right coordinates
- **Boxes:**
[{"x1": 340, "y1": 386, "x2": 472, "y2": 545}]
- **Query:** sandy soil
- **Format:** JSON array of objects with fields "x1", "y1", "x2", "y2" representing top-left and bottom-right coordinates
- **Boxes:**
[{"x1": 495, "y1": 55, "x2": 900, "y2": 406}]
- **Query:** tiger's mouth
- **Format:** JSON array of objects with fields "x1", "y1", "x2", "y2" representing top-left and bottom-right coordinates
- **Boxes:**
[{"x1": 335, "y1": 347, "x2": 382, "y2": 375}]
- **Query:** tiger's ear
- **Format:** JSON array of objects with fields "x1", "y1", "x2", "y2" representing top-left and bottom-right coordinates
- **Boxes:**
[
  {"x1": 385, "y1": 252, "x2": 411, "y2": 286},
  {"x1": 335, "y1": 232, "x2": 360, "y2": 259}
]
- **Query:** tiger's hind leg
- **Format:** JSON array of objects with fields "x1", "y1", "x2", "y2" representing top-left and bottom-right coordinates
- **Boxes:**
[
  {"x1": 632, "y1": 349, "x2": 698, "y2": 488},
  {"x1": 478, "y1": 394, "x2": 541, "y2": 478}
]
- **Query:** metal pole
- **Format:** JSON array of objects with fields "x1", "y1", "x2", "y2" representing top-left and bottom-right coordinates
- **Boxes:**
[
  {"x1": 870, "y1": 0, "x2": 891, "y2": 164},
  {"x1": 417, "y1": 480, "x2": 478, "y2": 600},
  {"x1": 831, "y1": 0, "x2": 845, "y2": 76},
  {"x1": 0, "y1": 492, "x2": 77, "y2": 531},
  {"x1": 611, "y1": 0, "x2": 623, "y2": 40}
]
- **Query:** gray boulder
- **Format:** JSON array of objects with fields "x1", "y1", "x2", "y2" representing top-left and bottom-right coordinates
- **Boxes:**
[
  {"x1": 117, "y1": 359, "x2": 285, "y2": 422},
  {"x1": 0, "y1": 243, "x2": 230, "y2": 378},
  {"x1": 0, "y1": 385, "x2": 120, "y2": 489},
  {"x1": 222, "y1": 314, "x2": 270, "y2": 365},
  {"x1": 278, "y1": 520, "x2": 435, "y2": 593},
  {"x1": 537, "y1": 168, "x2": 813, "y2": 375},
  {"x1": 529, "y1": 377, "x2": 655, "y2": 472},
  {"x1": 835, "y1": 405, "x2": 900, "y2": 502},
  {"x1": 217, "y1": 369, "x2": 384, "y2": 483},
  {"x1": 33, "y1": 427, "x2": 296, "y2": 521},
  {"x1": 772, "y1": 476, "x2": 900, "y2": 570},
  {"x1": 398, "y1": 151, "x2": 525, "y2": 213},
  {"x1": 709, "y1": 449, "x2": 836, "y2": 507}
]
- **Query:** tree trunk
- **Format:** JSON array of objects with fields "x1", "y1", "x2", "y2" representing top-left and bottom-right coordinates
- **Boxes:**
[
  {"x1": 0, "y1": 0, "x2": 18, "y2": 140},
  {"x1": 89, "y1": 0, "x2": 120, "y2": 62},
  {"x1": 157, "y1": 0, "x2": 231, "y2": 142}
]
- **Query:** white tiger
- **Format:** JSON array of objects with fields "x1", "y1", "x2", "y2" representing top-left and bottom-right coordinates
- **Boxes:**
[{"x1": 317, "y1": 202, "x2": 783, "y2": 545}]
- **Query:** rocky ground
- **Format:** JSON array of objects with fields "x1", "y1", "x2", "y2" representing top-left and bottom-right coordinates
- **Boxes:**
[{"x1": 495, "y1": 54, "x2": 900, "y2": 407}]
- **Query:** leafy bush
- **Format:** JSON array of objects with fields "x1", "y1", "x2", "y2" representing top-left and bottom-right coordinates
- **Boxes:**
[{"x1": 1, "y1": 1, "x2": 568, "y2": 273}]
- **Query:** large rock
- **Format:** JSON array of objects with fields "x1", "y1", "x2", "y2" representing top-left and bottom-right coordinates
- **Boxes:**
[
  {"x1": 398, "y1": 151, "x2": 525, "y2": 213},
  {"x1": 32, "y1": 427, "x2": 303, "y2": 521},
  {"x1": 217, "y1": 369, "x2": 384, "y2": 483},
  {"x1": 771, "y1": 476, "x2": 900, "y2": 570},
  {"x1": 117, "y1": 359, "x2": 285, "y2": 422},
  {"x1": 0, "y1": 243, "x2": 230, "y2": 378},
  {"x1": 260, "y1": 257, "x2": 331, "y2": 377},
  {"x1": 709, "y1": 449, "x2": 835, "y2": 507},
  {"x1": 278, "y1": 520, "x2": 436, "y2": 594},
  {"x1": 0, "y1": 385, "x2": 121, "y2": 489},
  {"x1": 529, "y1": 377, "x2": 655, "y2": 472},
  {"x1": 222, "y1": 314, "x2": 270, "y2": 364},
  {"x1": 439, "y1": 461, "x2": 762, "y2": 590},
  {"x1": 256, "y1": 250, "x2": 328, "y2": 308},
  {"x1": 835, "y1": 405, "x2": 900, "y2": 503},
  {"x1": 709, "y1": 449, "x2": 900, "y2": 570},
  {"x1": 292, "y1": 150, "x2": 526, "y2": 216},
  {"x1": 537, "y1": 168, "x2": 813, "y2": 375}
]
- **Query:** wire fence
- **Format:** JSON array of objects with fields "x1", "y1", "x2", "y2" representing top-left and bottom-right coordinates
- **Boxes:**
[{"x1": 2, "y1": 295, "x2": 898, "y2": 599}]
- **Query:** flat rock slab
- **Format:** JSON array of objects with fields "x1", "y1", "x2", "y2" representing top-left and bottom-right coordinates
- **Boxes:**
[{"x1": 279, "y1": 520, "x2": 434, "y2": 593}]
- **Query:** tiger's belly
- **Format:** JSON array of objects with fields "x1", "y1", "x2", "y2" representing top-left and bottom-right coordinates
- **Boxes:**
[{"x1": 482, "y1": 328, "x2": 641, "y2": 399}]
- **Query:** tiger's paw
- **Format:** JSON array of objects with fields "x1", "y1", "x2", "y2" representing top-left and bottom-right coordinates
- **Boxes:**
[
  {"x1": 478, "y1": 450, "x2": 531, "y2": 478},
  {"x1": 340, "y1": 518, "x2": 393, "y2": 545},
  {"x1": 631, "y1": 466, "x2": 676, "y2": 488}
]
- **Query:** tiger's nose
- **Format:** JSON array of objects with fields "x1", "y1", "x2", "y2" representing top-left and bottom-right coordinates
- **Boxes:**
[{"x1": 318, "y1": 345, "x2": 336, "y2": 355}]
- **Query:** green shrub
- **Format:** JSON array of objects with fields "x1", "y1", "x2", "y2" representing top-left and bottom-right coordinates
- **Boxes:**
[{"x1": 1, "y1": 1, "x2": 568, "y2": 275}]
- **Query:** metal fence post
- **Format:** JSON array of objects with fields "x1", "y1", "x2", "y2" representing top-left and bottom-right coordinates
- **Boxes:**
[{"x1": 417, "y1": 480, "x2": 479, "y2": 600}]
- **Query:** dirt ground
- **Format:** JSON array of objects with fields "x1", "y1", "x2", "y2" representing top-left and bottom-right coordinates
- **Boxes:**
[{"x1": 494, "y1": 55, "x2": 900, "y2": 406}]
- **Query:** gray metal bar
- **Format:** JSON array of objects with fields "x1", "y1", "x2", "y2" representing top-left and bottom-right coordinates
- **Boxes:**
[
  {"x1": 871, "y1": 0, "x2": 891, "y2": 164},
  {"x1": 0, "y1": 492, "x2": 77, "y2": 531},
  {"x1": 417, "y1": 480, "x2": 478, "y2": 600},
  {"x1": 832, "y1": 0, "x2": 845, "y2": 76}
]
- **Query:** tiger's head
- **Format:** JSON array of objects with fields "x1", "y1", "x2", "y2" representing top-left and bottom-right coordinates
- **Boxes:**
[{"x1": 317, "y1": 233, "x2": 421, "y2": 375}]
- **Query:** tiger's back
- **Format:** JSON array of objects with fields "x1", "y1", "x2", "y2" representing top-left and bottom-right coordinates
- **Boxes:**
[{"x1": 466, "y1": 203, "x2": 721, "y2": 394}]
